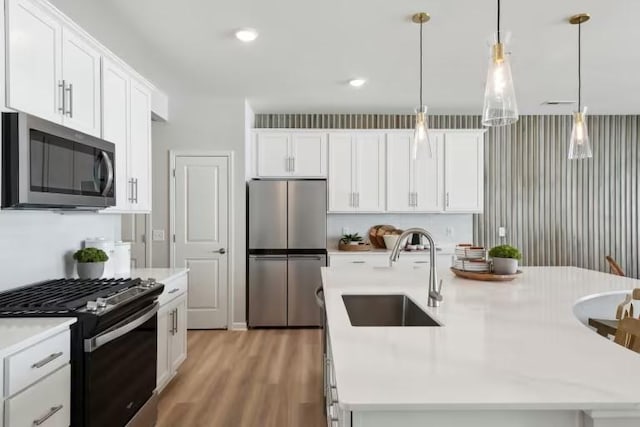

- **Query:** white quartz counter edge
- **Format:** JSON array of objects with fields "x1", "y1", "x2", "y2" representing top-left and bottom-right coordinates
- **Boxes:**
[
  {"x1": 130, "y1": 268, "x2": 188, "y2": 283},
  {"x1": 0, "y1": 318, "x2": 76, "y2": 359},
  {"x1": 321, "y1": 266, "x2": 640, "y2": 412}
]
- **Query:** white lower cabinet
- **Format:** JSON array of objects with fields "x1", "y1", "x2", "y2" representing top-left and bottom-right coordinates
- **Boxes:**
[
  {"x1": 2, "y1": 328, "x2": 72, "y2": 427},
  {"x1": 156, "y1": 275, "x2": 188, "y2": 393},
  {"x1": 329, "y1": 253, "x2": 453, "y2": 271}
]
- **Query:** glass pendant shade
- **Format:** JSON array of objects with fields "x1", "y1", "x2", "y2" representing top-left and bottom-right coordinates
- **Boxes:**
[
  {"x1": 568, "y1": 108, "x2": 592, "y2": 159},
  {"x1": 482, "y1": 32, "x2": 518, "y2": 127},
  {"x1": 412, "y1": 106, "x2": 432, "y2": 160}
]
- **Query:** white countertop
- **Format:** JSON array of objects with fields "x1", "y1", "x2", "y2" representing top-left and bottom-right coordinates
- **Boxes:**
[
  {"x1": 0, "y1": 318, "x2": 76, "y2": 359},
  {"x1": 328, "y1": 245, "x2": 455, "y2": 256},
  {"x1": 322, "y1": 265, "x2": 640, "y2": 411},
  {"x1": 130, "y1": 268, "x2": 188, "y2": 283}
]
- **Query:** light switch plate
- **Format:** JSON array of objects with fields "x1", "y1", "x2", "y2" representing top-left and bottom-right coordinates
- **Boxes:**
[
  {"x1": 152, "y1": 229, "x2": 165, "y2": 241},
  {"x1": 498, "y1": 227, "x2": 506, "y2": 238}
]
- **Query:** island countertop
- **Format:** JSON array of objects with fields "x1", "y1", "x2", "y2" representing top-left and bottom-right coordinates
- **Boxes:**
[{"x1": 321, "y1": 266, "x2": 640, "y2": 412}]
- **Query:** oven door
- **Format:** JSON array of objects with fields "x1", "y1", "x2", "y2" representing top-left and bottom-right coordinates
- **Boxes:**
[
  {"x1": 2, "y1": 112, "x2": 115, "y2": 209},
  {"x1": 84, "y1": 303, "x2": 158, "y2": 427}
]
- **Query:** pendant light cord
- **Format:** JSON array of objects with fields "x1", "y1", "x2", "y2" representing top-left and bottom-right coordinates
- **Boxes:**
[
  {"x1": 497, "y1": 0, "x2": 501, "y2": 43},
  {"x1": 578, "y1": 22, "x2": 582, "y2": 111},
  {"x1": 419, "y1": 20, "x2": 423, "y2": 107}
]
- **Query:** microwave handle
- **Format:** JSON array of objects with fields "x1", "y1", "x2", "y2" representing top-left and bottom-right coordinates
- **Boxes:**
[{"x1": 100, "y1": 151, "x2": 114, "y2": 196}]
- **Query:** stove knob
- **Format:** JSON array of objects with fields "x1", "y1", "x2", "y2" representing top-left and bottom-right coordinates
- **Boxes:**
[
  {"x1": 96, "y1": 298, "x2": 108, "y2": 308},
  {"x1": 86, "y1": 301, "x2": 98, "y2": 312}
]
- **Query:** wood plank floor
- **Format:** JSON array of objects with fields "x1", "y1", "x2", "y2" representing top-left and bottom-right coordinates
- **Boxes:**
[{"x1": 157, "y1": 329, "x2": 325, "y2": 427}]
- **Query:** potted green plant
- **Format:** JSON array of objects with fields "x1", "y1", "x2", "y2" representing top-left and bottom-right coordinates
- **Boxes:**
[
  {"x1": 339, "y1": 233, "x2": 363, "y2": 246},
  {"x1": 488, "y1": 245, "x2": 522, "y2": 274},
  {"x1": 73, "y1": 247, "x2": 109, "y2": 279}
]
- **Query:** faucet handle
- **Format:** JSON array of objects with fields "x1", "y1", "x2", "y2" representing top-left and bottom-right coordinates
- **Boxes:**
[{"x1": 429, "y1": 290, "x2": 443, "y2": 302}]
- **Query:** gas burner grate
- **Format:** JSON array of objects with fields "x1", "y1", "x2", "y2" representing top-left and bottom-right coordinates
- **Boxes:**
[{"x1": 0, "y1": 278, "x2": 142, "y2": 313}]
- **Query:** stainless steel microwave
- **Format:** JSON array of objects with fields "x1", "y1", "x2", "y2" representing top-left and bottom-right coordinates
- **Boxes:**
[{"x1": 1, "y1": 112, "x2": 115, "y2": 209}]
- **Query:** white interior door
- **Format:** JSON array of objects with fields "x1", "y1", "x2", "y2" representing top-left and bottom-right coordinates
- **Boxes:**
[{"x1": 174, "y1": 155, "x2": 229, "y2": 329}]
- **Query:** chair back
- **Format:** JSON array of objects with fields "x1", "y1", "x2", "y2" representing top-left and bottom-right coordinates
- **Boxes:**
[
  {"x1": 616, "y1": 289, "x2": 640, "y2": 320},
  {"x1": 605, "y1": 256, "x2": 625, "y2": 276},
  {"x1": 614, "y1": 317, "x2": 640, "y2": 353}
]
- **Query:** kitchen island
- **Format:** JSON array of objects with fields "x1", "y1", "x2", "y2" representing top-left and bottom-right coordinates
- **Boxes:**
[{"x1": 321, "y1": 266, "x2": 640, "y2": 427}]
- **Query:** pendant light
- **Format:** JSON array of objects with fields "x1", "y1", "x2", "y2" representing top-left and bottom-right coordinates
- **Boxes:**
[
  {"x1": 568, "y1": 13, "x2": 593, "y2": 160},
  {"x1": 482, "y1": 0, "x2": 518, "y2": 127},
  {"x1": 411, "y1": 12, "x2": 431, "y2": 160}
]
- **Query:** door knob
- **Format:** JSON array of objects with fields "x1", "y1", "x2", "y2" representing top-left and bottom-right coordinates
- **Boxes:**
[{"x1": 215, "y1": 248, "x2": 226, "y2": 254}]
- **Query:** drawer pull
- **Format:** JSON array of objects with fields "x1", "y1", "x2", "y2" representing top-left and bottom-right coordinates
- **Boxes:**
[
  {"x1": 168, "y1": 288, "x2": 180, "y2": 294},
  {"x1": 31, "y1": 352, "x2": 63, "y2": 369},
  {"x1": 351, "y1": 261, "x2": 366, "y2": 264},
  {"x1": 33, "y1": 404, "x2": 63, "y2": 425},
  {"x1": 414, "y1": 261, "x2": 429, "y2": 264}
]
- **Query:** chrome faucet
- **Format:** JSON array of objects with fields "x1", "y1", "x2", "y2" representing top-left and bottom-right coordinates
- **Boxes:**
[{"x1": 389, "y1": 227, "x2": 443, "y2": 307}]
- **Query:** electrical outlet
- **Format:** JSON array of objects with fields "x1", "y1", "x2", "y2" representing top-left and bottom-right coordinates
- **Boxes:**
[
  {"x1": 152, "y1": 229, "x2": 165, "y2": 241},
  {"x1": 445, "y1": 227, "x2": 453, "y2": 236},
  {"x1": 342, "y1": 227, "x2": 350, "y2": 235},
  {"x1": 498, "y1": 227, "x2": 506, "y2": 238}
]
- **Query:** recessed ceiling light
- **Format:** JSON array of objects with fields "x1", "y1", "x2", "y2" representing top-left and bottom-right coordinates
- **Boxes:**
[
  {"x1": 235, "y1": 28, "x2": 258, "y2": 43},
  {"x1": 349, "y1": 78, "x2": 367, "y2": 88}
]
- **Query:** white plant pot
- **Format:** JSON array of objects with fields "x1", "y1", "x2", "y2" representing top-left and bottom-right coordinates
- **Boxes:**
[
  {"x1": 348, "y1": 241, "x2": 360, "y2": 246},
  {"x1": 77, "y1": 262, "x2": 105, "y2": 279},
  {"x1": 492, "y1": 257, "x2": 518, "y2": 275}
]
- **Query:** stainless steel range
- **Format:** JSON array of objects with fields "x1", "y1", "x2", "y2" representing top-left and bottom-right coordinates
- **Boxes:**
[{"x1": 0, "y1": 277, "x2": 164, "y2": 427}]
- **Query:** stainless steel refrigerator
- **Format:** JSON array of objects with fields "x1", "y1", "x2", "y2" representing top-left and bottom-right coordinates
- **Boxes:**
[{"x1": 248, "y1": 179, "x2": 327, "y2": 327}]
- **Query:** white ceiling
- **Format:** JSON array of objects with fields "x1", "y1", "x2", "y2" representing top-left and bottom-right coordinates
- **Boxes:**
[{"x1": 92, "y1": 0, "x2": 640, "y2": 114}]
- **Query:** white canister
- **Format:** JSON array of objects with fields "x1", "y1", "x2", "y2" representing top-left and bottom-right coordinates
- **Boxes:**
[
  {"x1": 83, "y1": 238, "x2": 115, "y2": 278},
  {"x1": 112, "y1": 242, "x2": 132, "y2": 278}
]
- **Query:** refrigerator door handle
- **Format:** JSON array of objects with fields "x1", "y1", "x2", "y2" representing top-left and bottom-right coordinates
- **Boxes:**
[{"x1": 288, "y1": 256, "x2": 323, "y2": 261}]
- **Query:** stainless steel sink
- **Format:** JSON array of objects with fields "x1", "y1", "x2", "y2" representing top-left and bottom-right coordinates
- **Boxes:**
[{"x1": 342, "y1": 294, "x2": 441, "y2": 327}]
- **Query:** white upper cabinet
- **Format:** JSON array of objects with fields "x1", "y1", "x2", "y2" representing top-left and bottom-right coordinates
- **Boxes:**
[
  {"x1": 61, "y1": 27, "x2": 101, "y2": 136},
  {"x1": 328, "y1": 132, "x2": 385, "y2": 212},
  {"x1": 129, "y1": 79, "x2": 152, "y2": 212},
  {"x1": 6, "y1": 0, "x2": 101, "y2": 136},
  {"x1": 444, "y1": 131, "x2": 484, "y2": 213},
  {"x1": 101, "y1": 57, "x2": 130, "y2": 209},
  {"x1": 253, "y1": 131, "x2": 327, "y2": 178},
  {"x1": 386, "y1": 131, "x2": 444, "y2": 212},
  {"x1": 6, "y1": 0, "x2": 62, "y2": 123}
]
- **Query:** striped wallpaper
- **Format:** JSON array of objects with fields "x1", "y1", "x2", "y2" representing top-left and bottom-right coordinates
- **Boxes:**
[{"x1": 255, "y1": 114, "x2": 640, "y2": 278}]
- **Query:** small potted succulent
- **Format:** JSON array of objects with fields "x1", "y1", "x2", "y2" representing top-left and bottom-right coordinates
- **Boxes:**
[
  {"x1": 73, "y1": 247, "x2": 109, "y2": 279},
  {"x1": 340, "y1": 233, "x2": 363, "y2": 246},
  {"x1": 489, "y1": 245, "x2": 522, "y2": 274}
]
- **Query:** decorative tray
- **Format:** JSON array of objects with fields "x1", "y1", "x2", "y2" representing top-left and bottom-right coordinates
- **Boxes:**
[
  {"x1": 450, "y1": 267, "x2": 523, "y2": 282},
  {"x1": 338, "y1": 242, "x2": 372, "y2": 252}
]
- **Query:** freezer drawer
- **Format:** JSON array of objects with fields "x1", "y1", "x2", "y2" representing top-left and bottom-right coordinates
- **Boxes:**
[
  {"x1": 288, "y1": 180, "x2": 327, "y2": 249},
  {"x1": 288, "y1": 255, "x2": 326, "y2": 326},
  {"x1": 249, "y1": 180, "x2": 287, "y2": 249},
  {"x1": 249, "y1": 255, "x2": 287, "y2": 327}
]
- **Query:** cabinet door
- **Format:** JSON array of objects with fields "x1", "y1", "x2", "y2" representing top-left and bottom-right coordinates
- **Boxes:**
[
  {"x1": 444, "y1": 132, "x2": 484, "y2": 213},
  {"x1": 290, "y1": 132, "x2": 327, "y2": 177},
  {"x1": 61, "y1": 28, "x2": 101, "y2": 136},
  {"x1": 386, "y1": 132, "x2": 413, "y2": 212},
  {"x1": 170, "y1": 296, "x2": 188, "y2": 372},
  {"x1": 255, "y1": 132, "x2": 291, "y2": 177},
  {"x1": 156, "y1": 307, "x2": 171, "y2": 391},
  {"x1": 328, "y1": 133, "x2": 355, "y2": 212},
  {"x1": 414, "y1": 132, "x2": 445, "y2": 212},
  {"x1": 101, "y1": 57, "x2": 130, "y2": 210},
  {"x1": 129, "y1": 79, "x2": 152, "y2": 212},
  {"x1": 6, "y1": 0, "x2": 62, "y2": 122},
  {"x1": 354, "y1": 133, "x2": 385, "y2": 212}
]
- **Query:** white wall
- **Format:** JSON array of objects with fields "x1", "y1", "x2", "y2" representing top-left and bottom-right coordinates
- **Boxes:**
[
  {"x1": 0, "y1": 211, "x2": 120, "y2": 291},
  {"x1": 327, "y1": 213, "x2": 473, "y2": 249}
]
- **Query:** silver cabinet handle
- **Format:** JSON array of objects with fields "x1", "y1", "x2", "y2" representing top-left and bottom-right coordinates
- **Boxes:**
[
  {"x1": 285, "y1": 157, "x2": 290, "y2": 172},
  {"x1": 173, "y1": 308, "x2": 178, "y2": 334},
  {"x1": 351, "y1": 261, "x2": 366, "y2": 264},
  {"x1": 213, "y1": 248, "x2": 226, "y2": 254},
  {"x1": 58, "y1": 80, "x2": 66, "y2": 114},
  {"x1": 291, "y1": 157, "x2": 295, "y2": 172},
  {"x1": 128, "y1": 179, "x2": 134, "y2": 203},
  {"x1": 409, "y1": 192, "x2": 413, "y2": 207},
  {"x1": 414, "y1": 192, "x2": 418, "y2": 207},
  {"x1": 31, "y1": 352, "x2": 63, "y2": 369},
  {"x1": 356, "y1": 192, "x2": 360, "y2": 208},
  {"x1": 65, "y1": 83, "x2": 73, "y2": 117},
  {"x1": 169, "y1": 310, "x2": 175, "y2": 335},
  {"x1": 168, "y1": 288, "x2": 180, "y2": 294},
  {"x1": 134, "y1": 178, "x2": 139, "y2": 203},
  {"x1": 33, "y1": 404, "x2": 64, "y2": 426},
  {"x1": 446, "y1": 192, "x2": 450, "y2": 207}
]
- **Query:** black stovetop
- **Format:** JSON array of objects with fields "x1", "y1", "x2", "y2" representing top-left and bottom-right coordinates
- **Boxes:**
[{"x1": 0, "y1": 277, "x2": 142, "y2": 315}]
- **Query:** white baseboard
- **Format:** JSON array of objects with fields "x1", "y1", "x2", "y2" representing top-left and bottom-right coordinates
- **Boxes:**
[{"x1": 231, "y1": 322, "x2": 248, "y2": 331}]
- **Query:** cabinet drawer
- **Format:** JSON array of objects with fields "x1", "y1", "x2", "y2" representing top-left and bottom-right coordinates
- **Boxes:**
[
  {"x1": 5, "y1": 364, "x2": 70, "y2": 427},
  {"x1": 157, "y1": 274, "x2": 188, "y2": 307},
  {"x1": 5, "y1": 330, "x2": 70, "y2": 397},
  {"x1": 329, "y1": 255, "x2": 389, "y2": 268}
]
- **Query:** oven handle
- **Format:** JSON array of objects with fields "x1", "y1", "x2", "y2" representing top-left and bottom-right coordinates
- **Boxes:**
[{"x1": 84, "y1": 303, "x2": 158, "y2": 353}]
